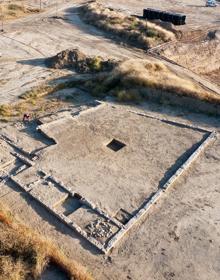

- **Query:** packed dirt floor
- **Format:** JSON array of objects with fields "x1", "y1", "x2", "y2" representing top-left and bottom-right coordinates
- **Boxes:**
[{"x1": 0, "y1": 1, "x2": 220, "y2": 280}]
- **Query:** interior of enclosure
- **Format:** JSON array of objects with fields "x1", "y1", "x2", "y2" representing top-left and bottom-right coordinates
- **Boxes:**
[
  {"x1": 0, "y1": 104, "x2": 212, "y2": 252},
  {"x1": 31, "y1": 105, "x2": 207, "y2": 217}
]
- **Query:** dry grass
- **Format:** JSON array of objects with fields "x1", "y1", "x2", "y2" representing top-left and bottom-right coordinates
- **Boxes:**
[
  {"x1": 83, "y1": 58, "x2": 220, "y2": 106},
  {"x1": 204, "y1": 68, "x2": 220, "y2": 87},
  {"x1": 2, "y1": 57, "x2": 219, "y2": 121},
  {"x1": 0, "y1": 1, "x2": 40, "y2": 20},
  {"x1": 19, "y1": 83, "x2": 66, "y2": 100},
  {"x1": 80, "y1": 1, "x2": 175, "y2": 49},
  {"x1": 0, "y1": 84, "x2": 67, "y2": 120},
  {"x1": 0, "y1": 203, "x2": 94, "y2": 280},
  {"x1": 0, "y1": 105, "x2": 13, "y2": 118}
]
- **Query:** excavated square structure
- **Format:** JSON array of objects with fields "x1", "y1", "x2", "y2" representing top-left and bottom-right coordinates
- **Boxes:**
[
  {"x1": 36, "y1": 104, "x2": 206, "y2": 215},
  {"x1": 0, "y1": 103, "x2": 216, "y2": 253}
]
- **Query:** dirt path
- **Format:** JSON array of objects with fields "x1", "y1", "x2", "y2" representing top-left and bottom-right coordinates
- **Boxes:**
[
  {"x1": 0, "y1": 0, "x2": 144, "y2": 103},
  {"x1": 0, "y1": 0, "x2": 220, "y2": 104}
]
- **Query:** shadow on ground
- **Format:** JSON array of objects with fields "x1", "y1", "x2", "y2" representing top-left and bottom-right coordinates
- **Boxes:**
[
  {"x1": 5, "y1": 178, "x2": 101, "y2": 256},
  {"x1": 41, "y1": 262, "x2": 69, "y2": 280},
  {"x1": 133, "y1": 132, "x2": 210, "y2": 215},
  {"x1": 16, "y1": 6, "x2": 220, "y2": 129},
  {"x1": 17, "y1": 57, "x2": 47, "y2": 68}
]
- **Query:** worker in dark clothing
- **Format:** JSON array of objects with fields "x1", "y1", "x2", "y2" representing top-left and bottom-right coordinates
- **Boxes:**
[{"x1": 23, "y1": 113, "x2": 30, "y2": 122}]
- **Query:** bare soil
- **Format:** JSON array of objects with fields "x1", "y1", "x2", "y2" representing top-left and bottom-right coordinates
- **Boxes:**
[
  {"x1": 0, "y1": 101, "x2": 220, "y2": 280},
  {"x1": 0, "y1": 1, "x2": 220, "y2": 280},
  {"x1": 158, "y1": 30, "x2": 220, "y2": 86}
]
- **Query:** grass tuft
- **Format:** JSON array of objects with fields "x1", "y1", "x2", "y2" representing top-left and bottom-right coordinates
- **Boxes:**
[
  {"x1": 7, "y1": 4, "x2": 24, "y2": 11},
  {"x1": 0, "y1": 105, "x2": 12, "y2": 118},
  {"x1": 0, "y1": 204, "x2": 94, "y2": 280}
]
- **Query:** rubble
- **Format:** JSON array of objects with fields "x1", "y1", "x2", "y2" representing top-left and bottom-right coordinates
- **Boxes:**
[{"x1": 86, "y1": 219, "x2": 113, "y2": 239}]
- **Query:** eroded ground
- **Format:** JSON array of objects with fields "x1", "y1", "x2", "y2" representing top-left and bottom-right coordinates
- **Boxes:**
[
  {"x1": 0, "y1": 0, "x2": 220, "y2": 103},
  {"x1": 0, "y1": 0, "x2": 220, "y2": 280}
]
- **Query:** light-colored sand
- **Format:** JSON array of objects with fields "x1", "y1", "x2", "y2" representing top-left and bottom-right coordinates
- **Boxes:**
[
  {"x1": 0, "y1": 0, "x2": 220, "y2": 104},
  {"x1": 0, "y1": 1, "x2": 220, "y2": 280},
  {"x1": 101, "y1": 0, "x2": 220, "y2": 29}
]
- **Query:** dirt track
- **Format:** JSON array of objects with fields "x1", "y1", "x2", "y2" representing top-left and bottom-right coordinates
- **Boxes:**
[{"x1": 0, "y1": 0, "x2": 220, "y2": 103}]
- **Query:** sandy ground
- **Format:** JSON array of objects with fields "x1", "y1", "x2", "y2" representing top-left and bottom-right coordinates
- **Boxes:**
[
  {"x1": 0, "y1": 101, "x2": 220, "y2": 280},
  {"x1": 0, "y1": 0, "x2": 143, "y2": 103},
  {"x1": 101, "y1": 0, "x2": 220, "y2": 86},
  {"x1": 0, "y1": 1, "x2": 220, "y2": 280},
  {"x1": 0, "y1": 0, "x2": 220, "y2": 104},
  {"x1": 102, "y1": 0, "x2": 220, "y2": 30},
  {"x1": 32, "y1": 104, "x2": 205, "y2": 215},
  {"x1": 158, "y1": 33, "x2": 220, "y2": 86}
]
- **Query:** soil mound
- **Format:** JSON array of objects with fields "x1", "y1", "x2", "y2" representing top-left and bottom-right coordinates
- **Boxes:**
[
  {"x1": 80, "y1": 58, "x2": 220, "y2": 114},
  {"x1": 79, "y1": 1, "x2": 175, "y2": 50},
  {"x1": 46, "y1": 49, "x2": 117, "y2": 73}
]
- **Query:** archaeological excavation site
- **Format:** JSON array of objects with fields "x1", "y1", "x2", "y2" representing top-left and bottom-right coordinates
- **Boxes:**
[{"x1": 0, "y1": 1, "x2": 220, "y2": 280}]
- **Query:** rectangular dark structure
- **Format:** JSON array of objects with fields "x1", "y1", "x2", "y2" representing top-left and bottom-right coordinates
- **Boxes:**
[{"x1": 143, "y1": 9, "x2": 186, "y2": 25}]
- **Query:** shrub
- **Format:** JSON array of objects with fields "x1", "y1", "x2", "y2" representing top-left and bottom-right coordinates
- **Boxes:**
[
  {"x1": 116, "y1": 89, "x2": 142, "y2": 103},
  {"x1": 0, "y1": 105, "x2": 12, "y2": 117},
  {"x1": 8, "y1": 4, "x2": 23, "y2": 11},
  {"x1": 80, "y1": 2, "x2": 175, "y2": 49},
  {"x1": 88, "y1": 57, "x2": 102, "y2": 72}
]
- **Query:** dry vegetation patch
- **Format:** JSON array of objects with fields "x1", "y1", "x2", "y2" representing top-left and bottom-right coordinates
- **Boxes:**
[
  {"x1": 79, "y1": 1, "x2": 175, "y2": 50},
  {"x1": 0, "y1": 1, "x2": 40, "y2": 20},
  {"x1": 1, "y1": 55, "x2": 219, "y2": 120},
  {"x1": 83, "y1": 58, "x2": 220, "y2": 104},
  {"x1": 0, "y1": 203, "x2": 93, "y2": 280},
  {"x1": 158, "y1": 30, "x2": 220, "y2": 86},
  {"x1": 0, "y1": 83, "x2": 67, "y2": 121}
]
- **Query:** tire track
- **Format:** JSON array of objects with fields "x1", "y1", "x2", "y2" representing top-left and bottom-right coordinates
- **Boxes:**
[
  {"x1": 0, "y1": 0, "x2": 219, "y2": 101},
  {"x1": 0, "y1": 33, "x2": 46, "y2": 57}
]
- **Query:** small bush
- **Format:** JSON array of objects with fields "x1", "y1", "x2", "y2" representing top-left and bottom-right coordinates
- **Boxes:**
[
  {"x1": 91, "y1": 84, "x2": 108, "y2": 97},
  {"x1": 146, "y1": 28, "x2": 158, "y2": 38},
  {"x1": 116, "y1": 89, "x2": 142, "y2": 103},
  {"x1": 129, "y1": 21, "x2": 139, "y2": 30},
  {"x1": 7, "y1": 4, "x2": 24, "y2": 11},
  {"x1": 0, "y1": 105, "x2": 12, "y2": 117},
  {"x1": 88, "y1": 57, "x2": 102, "y2": 72}
]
